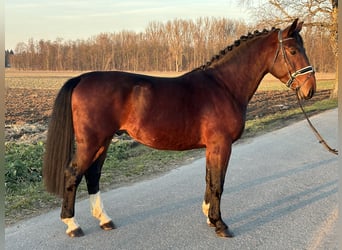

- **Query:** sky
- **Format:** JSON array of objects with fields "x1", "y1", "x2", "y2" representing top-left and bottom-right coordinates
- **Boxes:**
[{"x1": 5, "y1": 0, "x2": 251, "y2": 50}]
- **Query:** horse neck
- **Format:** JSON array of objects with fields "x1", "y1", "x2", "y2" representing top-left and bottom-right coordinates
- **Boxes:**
[{"x1": 208, "y1": 34, "x2": 276, "y2": 106}]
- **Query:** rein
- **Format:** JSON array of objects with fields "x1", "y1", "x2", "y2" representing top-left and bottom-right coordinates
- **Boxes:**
[
  {"x1": 273, "y1": 30, "x2": 337, "y2": 155},
  {"x1": 296, "y1": 92, "x2": 338, "y2": 155}
]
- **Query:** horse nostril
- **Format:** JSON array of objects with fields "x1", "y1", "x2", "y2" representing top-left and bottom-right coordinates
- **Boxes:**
[
  {"x1": 307, "y1": 88, "x2": 314, "y2": 99},
  {"x1": 310, "y1": 88, "x2": 315, "y2": 98}
]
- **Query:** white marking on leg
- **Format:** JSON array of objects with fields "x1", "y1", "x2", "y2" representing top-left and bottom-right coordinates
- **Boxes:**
[
  {"x1": 202, "y1": 201, "x2": 211, "y2": 225},
  {"x1": 202, "y1": 201, "x2": 209, "y2": 216},
  {"x1": 89, "y1": 191, "x2": 112, "y2": 226},
  {"x1": 62, "y1": 217, "x2": 80, "y2": 234}
]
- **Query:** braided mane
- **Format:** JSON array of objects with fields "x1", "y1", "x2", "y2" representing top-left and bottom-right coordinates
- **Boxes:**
[{"x1": 198, "y1": 27, "x2": 279, "y2": 70}]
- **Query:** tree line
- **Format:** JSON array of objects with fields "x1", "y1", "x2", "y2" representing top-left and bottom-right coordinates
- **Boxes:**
[{"x1": 6, "y1": 17, "x2": 335, "y2": 72}]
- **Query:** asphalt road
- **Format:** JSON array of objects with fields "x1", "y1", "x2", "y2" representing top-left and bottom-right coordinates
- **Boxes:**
[{"x1": 6, "y1": 109, "x2": 338, "y2": 250}]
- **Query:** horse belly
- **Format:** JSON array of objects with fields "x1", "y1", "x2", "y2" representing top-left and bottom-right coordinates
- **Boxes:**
[
  {"x1": 117, "y1": 83, "x2": 197, "y2": 150},
  {"x1": 122, "y1": 116, "x2": 202, "y2": 150}
]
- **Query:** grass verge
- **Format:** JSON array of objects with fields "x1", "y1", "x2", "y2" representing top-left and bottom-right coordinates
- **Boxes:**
[{"x1": 243, "y1": 98, "x2": 338, "y2": 138}]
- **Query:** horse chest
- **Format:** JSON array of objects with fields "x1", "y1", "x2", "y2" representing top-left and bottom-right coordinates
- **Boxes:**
[{"x1": 205, "y1": 102, "x2": 246, "y2": 142}]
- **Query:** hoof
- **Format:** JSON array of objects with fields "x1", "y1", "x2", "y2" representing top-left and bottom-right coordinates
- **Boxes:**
[
  {"x1": 100, "y1": 220, "x2": 116, "y2": 231},
  {"x1": 67, "y1": 227, "x2": 85, "y2": 237},
  {"x1": 216, "y1": 228, "x2": 234, "y2": 238}
]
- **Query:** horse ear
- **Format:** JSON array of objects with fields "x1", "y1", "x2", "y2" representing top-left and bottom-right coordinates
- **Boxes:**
[
  {"x1": 296, "y1": 21, "x2": 304, "y2": 32},
  {"x1": 285, "y1": 18, "x2": 302, "y2": 37}
]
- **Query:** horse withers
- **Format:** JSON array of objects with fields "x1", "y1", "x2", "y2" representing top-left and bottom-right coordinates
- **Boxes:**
[{"x1": 43, "y1": 19, "x2": 315, "y2": 238}]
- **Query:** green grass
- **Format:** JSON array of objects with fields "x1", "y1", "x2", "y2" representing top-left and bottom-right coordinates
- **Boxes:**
[
  {"x1": 5, "y1": 142, "x2": 44, "y2": 191},
  {"x1": 316, "y1": 80, "x2": 336, "y2": 90},
  {"x1": 5, "y1": 142, "x2": 61, "y2": 222},
  {"x1": 243, "y1": 98, "x2": 338, "y2": 137}
]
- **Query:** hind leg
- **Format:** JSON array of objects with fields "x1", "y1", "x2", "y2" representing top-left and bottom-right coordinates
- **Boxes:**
[
  {"x1": 61, "y1": 157, "x2": 85, "y2": 237},
  {"x1": 61, "y1": 139, "x2": 107, "y2": 237},
  {"x1": 85, "y1": 139, "x2": 116, "y2": 230}
]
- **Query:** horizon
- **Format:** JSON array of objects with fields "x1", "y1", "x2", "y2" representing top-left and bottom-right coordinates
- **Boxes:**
[{"x1": 5, "y1": 0, "x2": 252, "y2": 50}]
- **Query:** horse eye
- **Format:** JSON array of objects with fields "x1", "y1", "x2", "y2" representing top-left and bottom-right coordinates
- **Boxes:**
[{"x1": 290, "y1": 50, "x2": 297, "y2": 55}]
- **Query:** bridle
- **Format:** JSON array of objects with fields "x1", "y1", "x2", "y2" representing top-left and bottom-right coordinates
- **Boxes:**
[
  {"x1": 272, "y1": 29, "x2": 337, "y2": 155},
  {"x1": 271, "y1": 30, "x2": 314, "y2": 89}
]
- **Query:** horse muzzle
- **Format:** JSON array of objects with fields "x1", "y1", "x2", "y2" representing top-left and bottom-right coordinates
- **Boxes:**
[
  {"x1": 288, "y1": 66, "x2": 316, "y2": 100},
  {"x1": 297, "y1": 85, "x2": 315, "y2": 100}
]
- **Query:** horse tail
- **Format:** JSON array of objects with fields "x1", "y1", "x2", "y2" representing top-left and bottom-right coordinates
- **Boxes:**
[{"x1": 43, "y1": 76, "x2": 81, "y2": 198}]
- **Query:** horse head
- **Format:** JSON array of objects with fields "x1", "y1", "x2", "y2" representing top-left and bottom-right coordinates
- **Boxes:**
[{"x1": 269, "y1": 19, "x2": 316, "y2": 100}]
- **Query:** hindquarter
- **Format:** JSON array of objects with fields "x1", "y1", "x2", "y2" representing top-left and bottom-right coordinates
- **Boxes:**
[{"x1": 71, "y1": 73, "x2": 132, "y2": 144}]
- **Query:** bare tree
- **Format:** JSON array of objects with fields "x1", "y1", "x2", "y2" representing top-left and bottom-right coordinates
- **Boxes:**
[{"x1": 8, "y1": 16, "x2": 333, "y2": 74}]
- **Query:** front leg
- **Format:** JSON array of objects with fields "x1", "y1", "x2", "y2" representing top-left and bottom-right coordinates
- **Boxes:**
[{"x1": 203, "y1": 140, "x2": 234, "y2": 238}]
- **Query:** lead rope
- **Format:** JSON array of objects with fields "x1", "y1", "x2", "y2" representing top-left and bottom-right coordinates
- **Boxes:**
[{"x1": 296, "y1": 92, "x2": 338, "y2": 155}]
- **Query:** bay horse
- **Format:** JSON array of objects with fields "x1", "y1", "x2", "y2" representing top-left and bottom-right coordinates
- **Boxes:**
[{"x1": 43, "y1": 19, "x2": 316, "y2": 238}]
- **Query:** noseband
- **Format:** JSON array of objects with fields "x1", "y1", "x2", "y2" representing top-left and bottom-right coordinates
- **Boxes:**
[{"x1": 272, "y1": 30, "x2": 314, "y2": 89}]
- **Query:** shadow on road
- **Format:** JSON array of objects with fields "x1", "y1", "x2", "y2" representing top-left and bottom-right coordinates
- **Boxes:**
[{"x1": 225, "y1": 157, "x2": 338, "y2": 236}]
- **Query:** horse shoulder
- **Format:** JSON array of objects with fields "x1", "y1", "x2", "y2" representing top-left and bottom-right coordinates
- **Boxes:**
[{"x1": 200, "y1": 87, "x2": 247, "y2": 144}]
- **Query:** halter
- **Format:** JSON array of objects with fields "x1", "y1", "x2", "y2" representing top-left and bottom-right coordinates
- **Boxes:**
[{"x1": 272, "y1": 30, "x2": 314, "y2": 89}]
